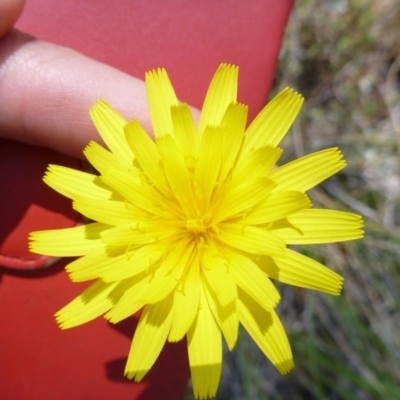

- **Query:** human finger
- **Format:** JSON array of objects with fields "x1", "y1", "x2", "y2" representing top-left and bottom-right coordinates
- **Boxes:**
[
  {"x1": 0, "y1": 0, "x2": 25, "y2": 38},
  {"x1": 0, "y1": 30, "x2": 153, "y2": 158}
]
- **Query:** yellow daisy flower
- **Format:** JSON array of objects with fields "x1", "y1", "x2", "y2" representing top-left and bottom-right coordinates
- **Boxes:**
[{"x1": 29, "y1": 64, "x2": 363, "y2": 399}]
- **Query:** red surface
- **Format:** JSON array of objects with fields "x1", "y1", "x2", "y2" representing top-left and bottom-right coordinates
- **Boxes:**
[
  {"x1": 0, "y1": 259, "x2": 189, "y2": 400},
  {"x1": 1, "y1": 1, "x2": 294, "y2": 399},
  {"x1": 16, "y1": 0, "x2": 294, "y2": 122},
  {"x1": 0, "y1": 140, "x2": 82, "y2": 269}
]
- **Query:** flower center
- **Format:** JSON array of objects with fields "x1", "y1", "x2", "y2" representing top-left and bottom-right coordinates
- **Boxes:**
[
  {"x1": 185, "y1": 215, "x2": 217, "y2": 241},
  {"x1": 186, "y1": 217, "x2": 208, "y2": 235}
]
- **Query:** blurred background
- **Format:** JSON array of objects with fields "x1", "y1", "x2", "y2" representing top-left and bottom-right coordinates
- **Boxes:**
[{"x1": 187, "y1": 0, "x2": 400, "y2": 398}]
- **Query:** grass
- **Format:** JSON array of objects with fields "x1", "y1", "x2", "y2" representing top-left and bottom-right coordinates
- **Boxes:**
[{"x1": 187, "y1": 0, "x2": 400, "y2": 398}]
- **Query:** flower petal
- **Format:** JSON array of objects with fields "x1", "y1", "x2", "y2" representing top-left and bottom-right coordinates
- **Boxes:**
[
  {"x1": 218, "y1": 223, "x2": 286, "y2": 257},
  {"x1": 241, "y1": 87, "x2": 303, "y2": 155},
  {"x1": 168, "y1": 255, "x2": 201, "y2": 342},
  {"x1": 270, "y1": 209, "x2": 364, "y2": 244},
  {"x1": 194, "y1": 125, "x2": 224, "y2": 211},
  {"x1": 101, "y1": 243, "x2": 165, "y2": 282},
  {"x1": 55, "y1": 280, "x2": 118, "y2": 329},
  {"x1": 100, "y1": 222, "x2": 181, "y2": 247},
  {"x1": 156, "y1": 133, "x2": 196, "y2": 215},
  {"x1": 198, "y1": 64, "x2": 238, "y2": 134},
  {"x1": 105, "y1": 272, "x2": 150, "y2": 323},
  {"x1": 66, "y1": 242, "x2": 164, "y2": 283},
  {"x1": 171, "y1": 103, "x2": 198, "y2": 164},
  {"x1": 201, "y1": 244, "x2": 237, "y2": 307},
  {"x1": 187, "y1": 284, "x2": 222, "y2": 400},
  {"x1": 238, "y1": 288, "x2": 293, "y2": 374},
  {"x1": 225, "y1": 249, "x2": 280, "y2": 311},
  {"x1": 211, "y1": 177, "x2": 275, "y2": 224},
  {"x1": 89, "y1": 100, "x2": 134, "y2": 163},
  {"x1": 145, "y1": 68, "x2": 178, "y2": 138},
  {"x1": 29, "y1": 223, "x2": 108, "y2": 257},
  {"x1": 232, "y1": 145, "x2": 282, "y2": 183},
  {"x1": 270, "y1": 148, "x2": 346, "y2": 192},
  {"x1": 141, "y1": 241, "x2": 193, "y2": 304},
  {"x1": 243, "y1": 190, "x2": 311, "y2": 225},
  {"x1": 218, "y1": 102, "x2": 248, "y2": 183},
  {"x1": 100, "y1": 166, "x2": 162, "y2": 215},
  {"x1": 73, "y1": 197, "x2": 147, "y2": 226},
  {"x1": 84, "y1": 140, "x2": 136, "y2": 176},
  {"x1": 203, "y1": 279, "x2": 239, "y2": 351},
  {"x1": 124, "y1": 120, "x2": 171, "y2": 195},
  {"x1": 43, "y1": 164, "x2": 118, "y2": 200},
  {"x1": 257, "y1": 249, "x2": 344, "y2": 295},
  {"x1": 125, "y1": 296, "x2": 173, "y2": 381},
  {"x1": 66, "y1": 246, "x2": 124, "y2": 282}
]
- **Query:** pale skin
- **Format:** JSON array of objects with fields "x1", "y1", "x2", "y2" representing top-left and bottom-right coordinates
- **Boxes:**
[{"x1": 0, "y1": 0, "x2": 199, "y2": 159}]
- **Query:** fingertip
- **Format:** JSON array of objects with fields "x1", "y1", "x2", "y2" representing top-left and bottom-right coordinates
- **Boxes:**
[
  {"x1": 0, "y1": 31, "x2": 152, "y2": 158},
  {"x1": 0, "y1": 0, "x2": 26, "y2": 38}
]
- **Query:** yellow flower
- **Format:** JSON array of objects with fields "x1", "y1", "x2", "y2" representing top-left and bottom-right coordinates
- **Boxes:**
[{"x1": 30, "y1": 64, "x2": 363, "y2": 399}]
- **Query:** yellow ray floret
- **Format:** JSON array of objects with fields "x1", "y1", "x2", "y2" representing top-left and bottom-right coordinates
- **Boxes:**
[
  {"x1": 125, "y1": 296, "x2": 174, "y2": 381},
  {"x1": 168, "y1": 255, "x2": 201, "y2": 342},
  {"x1": 187, "y1": 284, "x2": 223, "y2": 399},
  {"x1": 43, "y1": 164, "x2": 118, "y2": 200},
  {"x1": 241, "y1": 87, "x2": 304, "y2": 155},
  {"x1": 29, "y1": 223, "x2": 107, "y2": 257},
  {"x1": 270, "y1": 147, "x2": 346, "y2": 192},
  {"x1": 29, "y1": 64, "x2": 364, "y2": 399},
  {"x1": 145, "y1": 68, "x2": 178, "y2": 138},
  {"x1": 89, "y1": 100, "x2": 134, "y2": 164},
  {"x1": 198, "y1": 63, "x2": 238, "y2": 134},
  {"x1": 55, "y1": 279, "x2": 118, "y2": 329},
  {"x1": 270, "y1": 209, "x2": 364, "y2": 244}
]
